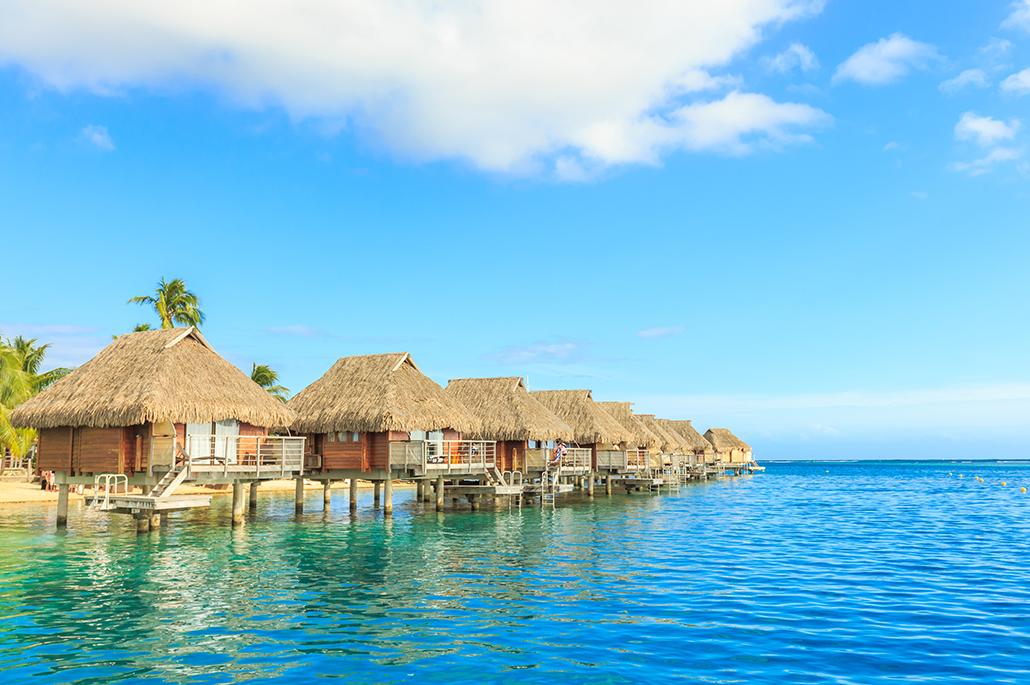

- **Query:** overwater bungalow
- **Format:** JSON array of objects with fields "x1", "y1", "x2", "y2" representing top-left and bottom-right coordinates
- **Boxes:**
[
  {"x1": 636, "y1": 414, "x2": 695, "y2": 484},
  {"x1": 595, "y1": 402, "x2": 664, "y2": 490},
  {"x1": 531, "y1": 389, "x2": 635, "y2": 494},
  {"x1": 704, "y1": 427, "x2": 758, "y2": 474},
  {"x1": 9, "y1": 328, "x2": 300, "y2": 528},
  {"x1": 288, "y1": 352, "x2": 506, "y2": 512},
  {"x1": 658, "y1": 419, "x2": 714, "y2": 478},
  {"x1": 444, "y1": 377, "x2": 575, "y2": 500}
]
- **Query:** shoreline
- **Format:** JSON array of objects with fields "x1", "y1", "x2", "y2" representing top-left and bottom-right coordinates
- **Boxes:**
[{"x1": 0, "y1": 478, "x2": 413, "y2": 507}]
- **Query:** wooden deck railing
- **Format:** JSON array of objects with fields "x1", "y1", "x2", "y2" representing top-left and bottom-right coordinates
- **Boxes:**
[
  {"x1": 389, "y1": 440, "x2": 497, "y2": 474},
  {"x1": 184, "y1": 434, "x2": 307, "y2": 477}
]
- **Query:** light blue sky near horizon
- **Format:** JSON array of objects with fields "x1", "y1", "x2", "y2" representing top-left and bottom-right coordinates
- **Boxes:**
[{"x1": 1, "y1": 1, "x2": 1029, "y2": 459}]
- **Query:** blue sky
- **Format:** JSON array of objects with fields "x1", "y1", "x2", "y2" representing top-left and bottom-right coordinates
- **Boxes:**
[{"x1": 2, "y1": 1, "x2": 1029, "y2": 459}]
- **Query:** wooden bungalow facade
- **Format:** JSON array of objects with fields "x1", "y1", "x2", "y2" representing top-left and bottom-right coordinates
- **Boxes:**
[
  {"x1": 704, "y1": 428, "x2": 756, "y2": 473},
  {"x1": 444, "y1": 377, "x2": 576, "y2": 497},
  {"x1": 594, "y1": 402, "x2": 664, "y2": 488},
  {"x1": 661, "y1": 420, "x2": 716, "y2": 474},
  {"x1": 10, "y1": 328, "x2": 300, "y2": 527}
]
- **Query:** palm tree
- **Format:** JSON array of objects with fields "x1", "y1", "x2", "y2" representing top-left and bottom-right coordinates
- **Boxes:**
[
  {"x1": 251, "y1": 363, "x2": 290, "y2": 403},
  {"x1": 8, "y1": 337, "x2": 71, "y2": 392},
  {"x1": 128, "y1": 278, "x2": 205, "y2": 329},
  {"x1": 0, "y1": 343, "x2": 33, "y2": 466}
]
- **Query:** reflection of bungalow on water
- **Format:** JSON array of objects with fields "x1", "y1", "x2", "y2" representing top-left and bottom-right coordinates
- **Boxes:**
[
  {"x1": 444, "y1": 377, "x2": 576, "y2": 501},
  {"x1": 9, "y1": 328, "x2": 300, "y2": 530}
]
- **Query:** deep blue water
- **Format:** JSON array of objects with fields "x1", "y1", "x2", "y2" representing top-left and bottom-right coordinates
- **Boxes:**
[{"x1": 1, "y1": 461, "x2": 1030, "y2": 683}]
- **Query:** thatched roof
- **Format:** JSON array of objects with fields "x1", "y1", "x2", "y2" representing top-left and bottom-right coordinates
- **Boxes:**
[
  {"x1": 10, "y1": 328, "x2": 294, "y2": 429},
  {"x1": 660, "y1": 420, "x2": 713, "y2": 455},
  {"x1": 289, "y1": 353, "x2": 478, "y2": 434},
  {"x1": 704, "y1": 428, "x2": 751, "y2": 452},
  {"x1": 445, "y1": 377, "x2": 573, "y2": 442},
  {"x1": 596, "y1": 402, "x2": 660, "y2": 449},
  {"x1": 531, "y1": 389, "x2": 634, "y2": 446},
  {"x1": 636, "y1": 414, "x2": 688, "y2": 453}
]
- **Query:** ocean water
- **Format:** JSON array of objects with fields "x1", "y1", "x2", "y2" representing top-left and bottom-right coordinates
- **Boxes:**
[{"x1": 1, "y1": 461, "x2": 1030, "y2": 684}]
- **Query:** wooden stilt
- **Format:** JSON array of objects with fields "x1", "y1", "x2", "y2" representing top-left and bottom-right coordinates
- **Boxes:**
[
  {"x1": 349, "y1": 478, "x2": 358, "y2": 511},
  {"x1": 435, "y1": 476, "x2": 445, "y2": 511},
  {"x1": 587, "y1": 472, "x2": 595, "y2": 497},
  {"x1": 135, "y1": 511, "x2": 150, "y2": 534},
  {"x1": 605, "y1": 473, "x2": 613, "y2": 496},
  {"x1": 294, "y1": 476, "x2": 304, "y2": 514},
  {"x1": 249, "y1": 481, "x2": 259, "y2": 510},
  {"x1": 415, "y1": 480, "x2": 424, "y2": 501},
  {"x1": 373, "y1": 481, "x2": 382, "y2": 507},
  {"x1": 468, "y1": 494, "x2": 479, "y2": 511},
  {"x1": 323, "y1": 480, "x2": 332, "y2": 508},
  {"x1": 232, "y1": 480, "x2": 246, "y2": 525},
  {"x1": 383, "y1": 478, "x2": 393, "y2": 516},
  {"x1": 56, "y1": 482, "x2": 69, "y2": 529},
  {"x1": 150, "y1": 512, "x2": 162, "y2": 529}
]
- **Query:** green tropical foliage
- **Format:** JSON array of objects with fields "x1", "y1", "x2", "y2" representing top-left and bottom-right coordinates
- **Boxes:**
[
  {"x1": 128, "y1": 278, "x2": 205, "y2": 329},
  {"x1": 0, "y1": 335, "x2": 70, "y2": 461},
  {"x1": 251, "y1": 363, "x2": 290, "y2": 403}
]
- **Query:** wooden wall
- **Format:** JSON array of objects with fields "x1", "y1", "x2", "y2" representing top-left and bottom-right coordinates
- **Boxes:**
[{"x1": 37, "y1": 428, "x2": 72, "y2": 472}]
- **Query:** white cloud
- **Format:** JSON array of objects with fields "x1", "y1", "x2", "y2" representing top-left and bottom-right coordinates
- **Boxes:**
[
  {"x1": 833, "y1": 33, "x2": 938, "y2": 85},
  {"x1": 0, "y1": 0, "x2": 828, "y2": 175},
  {"x1": 1001, "y1": 68, "x2": 1030, "y2": 95},
  {"x1": 266, "y1": 324, "x2": 318, "y2": 337},
  {"x1": 883, "y1": 141, "x2": 900, "y2": 151},
  {"x1": 1002, "y1": 0, "x2": 1030, "y2": 32},
  {"x1": 491, "y1": 340, "x2": 583, "y2": 365},
  {"x1": 939, "y1": 68, "x2": 989, "y2": 94},
  {"x1": 80, "y1": 124, "x2": 113, "y2": 150},
  {"x1": 954, "y1": 112, "x2": 1020, "y2": 146},
  {"x1": 762, "y1": 42, "x2": 819, "y2": 73},
  {"x1": 637, "y1": 325, "x2": 684, "y2": 339},
  {"x1": 951, "y1": 147, "x2": 1021, "y2": 176}
]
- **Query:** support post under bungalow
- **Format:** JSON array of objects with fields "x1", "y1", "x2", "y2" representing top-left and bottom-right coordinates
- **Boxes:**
[
  {"x1": 56, "y1": 482, "x2": 69, "y2": 529},
  {"x1": 605, "y1": 473, "x2": 613, "y2": 496},
  {"x1": 467, "y1": 494, "x2": 479, "y2": 511},
  {"x1": 587, "y1": 472, "x2": 595, "y2": 497},
  {"x1": 373, "y1": 481, "x2": 382, "y2": 508},
  {"x1": 435, "y1": 476, "x2": 445, "y2": 511},
  {"x1": 349, "y1": 478, "x2": 358, "y2": 512},
  {"x1": 424, "y1": 481, "x2": 434, "y2": 503},
  {"x1": 323, "y1": 480, "x2": 332, "y2": 508},
  {"x1": 294, "y1": 476, "x2": 304, "y2": 514},
  {"x1": 383, "y1": 478, "x2": 393, "y2": 516},
  {"x1": 135, "y1": 511, "x2": 150, "y2": 534},
  {"x1": 150, "y1": 512, "x2": 162, "y2": 529},
  {"x1": 232, "y1": 480, "x2": 246, "y2": 525},
  {"x1": 249, "y1": 481, "x2": 259, "y2": 510}
]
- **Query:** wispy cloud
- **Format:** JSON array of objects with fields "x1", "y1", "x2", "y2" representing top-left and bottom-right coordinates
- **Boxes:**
[
  {"x1": 489, "y1": 340, "x2": 583, "y2": 365},
  {"x1": 80, "y1": 124, "x2": 114, "y2": 151},
  {"x1": 0, "y1": 322, "x2": 106, "y2": 368},
  {"x1": 1001, "y1": 68, "x2": 1030, "y2": 95},
  {"x1": 1001, "y1": 0, "x2": 1030, "y2": 33},
  {"x1": 762, "y1": 42, "x2": 819, "y2": 74},
  {"x1": 939, "y1": 68, "x2": 989, "y2": 94},
  {"x1": 950, "y1": 147, "x2": 1021, "y2": 176},
  {"x1": 637, "y1": 325, "x2": 685, "y2": 339},
  {"x1": 267, "y1": 324, "x2": 319, "y2": 337},
  {"x1": 833, "y1": 33, "x2": 938, "y2": 86}
]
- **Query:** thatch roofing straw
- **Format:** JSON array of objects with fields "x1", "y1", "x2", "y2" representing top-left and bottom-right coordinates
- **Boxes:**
[
  {"x1": 289, "y1": 353, "x2": 478, "y2": 434},
  {"x1": 531, "y1": 389, "x2": 634, "y2": 446},
  {"x1": 660, "y1": 420, "x2": 713, "y2": 455},
  {"x1": 445, "y1": 377, "x2": 573, "y2": 442},
  {"x1": 636, "y1": 414, "x2": 688, "y2": 453},
  {"x1": 704, "y1": 427, "x2": 751, "y2": 452},
  {"x1": 10, "y1": 328, "x2": 295, "y2": 429},
  {"x1": 596, "y1": 402, "x2": 660, "y2": 449}
]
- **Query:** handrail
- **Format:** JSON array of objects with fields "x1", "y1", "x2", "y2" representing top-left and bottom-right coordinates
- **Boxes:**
[
  {"x1": 389, "y1": 440, "x2": 497, "y2": 473},
  {"x1": 184, "y1": 434, "x2": 307, "y2": 475},
  {"x1": 91, "y1": 473, "x2": 129, "y2": 510}
]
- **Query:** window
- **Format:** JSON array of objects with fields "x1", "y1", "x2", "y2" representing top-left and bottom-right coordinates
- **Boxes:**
[
  {"x1": 352, "y1": 432, "x2": 360, "y2": 442},
  {"x1": 410, "y1": 430, "x2": 426, "y2": 441},
  {"x1": 428, "y1": 431, "x2": 444, "y2": 442},
  {"x1": 528, "y1": 440, "x2": 538, "y2": 449}
]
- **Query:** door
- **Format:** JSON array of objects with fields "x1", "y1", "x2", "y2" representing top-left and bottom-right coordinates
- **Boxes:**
[
  {"x1": 187, "y1": 422, "x2": 213, "y2": 461},
  {"x1": 152, "y1": 421, "x2": 177, "y2": 470},
  {"x1": 215, "y1": 420, "x2": 240, "y2": 464}
]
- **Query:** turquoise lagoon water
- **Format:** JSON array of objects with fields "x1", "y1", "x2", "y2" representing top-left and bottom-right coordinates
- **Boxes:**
[{"x1": 2, "y1": 461, "x2": 1030, "y2": 683}]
